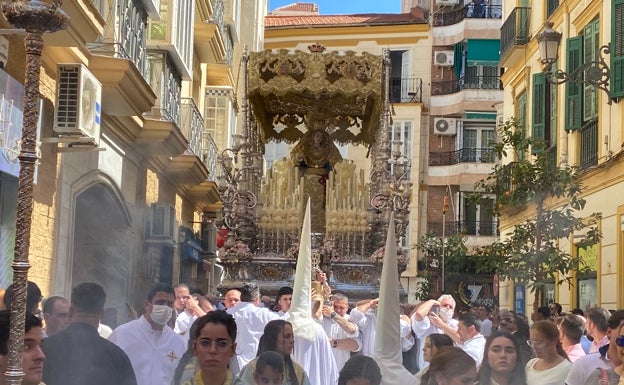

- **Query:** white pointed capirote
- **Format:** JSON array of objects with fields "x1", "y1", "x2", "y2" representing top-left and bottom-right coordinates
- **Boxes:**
[
  {"x1": 288, "y1": 198, "x2": 315, "y2": 340},
  {"x1": 373, "y1": 212, "x2": 415, "y2": 384}
]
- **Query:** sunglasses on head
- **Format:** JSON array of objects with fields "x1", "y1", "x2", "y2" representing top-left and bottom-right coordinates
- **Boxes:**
[{"x1": 616, "y1": 336, "x2": 624, "y2": 347}]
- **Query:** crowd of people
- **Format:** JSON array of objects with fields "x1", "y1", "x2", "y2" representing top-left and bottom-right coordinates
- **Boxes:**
[{"x1": 1, "y1": 277, "x2": 624, "y2": 385}]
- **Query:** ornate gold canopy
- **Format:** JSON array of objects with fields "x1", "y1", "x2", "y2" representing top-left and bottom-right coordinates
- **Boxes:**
[{"x1": 248, "y1": 48, "x2": 383, "y2": 146}]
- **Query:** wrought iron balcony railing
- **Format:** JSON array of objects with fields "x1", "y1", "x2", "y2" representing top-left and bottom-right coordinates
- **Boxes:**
[
  {"x1": 462, "y1": 75, "x2": 501, "y2": 90},
  {"x1": 203, "y1": 133, "x2": 219, "y2": 182},
  {"x1": 429, "y1": 148, "x2": 496, "y2": 166},
  {"x1": 389, "y1": 77, "x2": 423, "y2": 103},
  {"x1": 180, "y1": 98, "x2": 203, "y2": 156},
  {"x1": 145, "y1": 51, "x2": 182, "y2": 125},
  {"x1": 432, "y1": 3, "x2": 502, "y2": 27},
  {"x1": 87, "y1": 0, "x2": 148, "y2": 78},
  {"x1": 427, "y1": 220, "x2": 499, "y2": 237},
  {"x1": 500, "y1": 7, "x2": 531, "y2": 59},
  {"x1": 580, "y1": 119, "x2": 598, "y2": 170}
]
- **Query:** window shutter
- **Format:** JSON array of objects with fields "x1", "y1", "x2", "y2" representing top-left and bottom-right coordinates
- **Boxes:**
[
  {"x1": 516, "y1": 92, "x2": 527, "y2": 161},
  {"x1": 565, "y1": 36, "x2": 583, "y2": 130},
  {"x1": 612, "y1": 0, "x2": 624, "y2": 98},
  {"x1": 583, "y1": 20, "x2": 599, "y2": 121},
  {"x1": 532, "y1": 72, "x2": 546, "y2": 151}
]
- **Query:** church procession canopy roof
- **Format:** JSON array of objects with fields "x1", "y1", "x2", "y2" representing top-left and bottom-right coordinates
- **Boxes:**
[{"x1": 248, "y1": 47, "x2": 384, "y2": 146}]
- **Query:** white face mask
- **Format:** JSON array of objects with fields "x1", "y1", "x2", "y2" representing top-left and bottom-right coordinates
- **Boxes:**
[
  {"x1": 439, "y1": 307, "x2": 454, "y2": 322},
  {"x1": 150, "y1": 304, "x2": 173, "y2": 326}
]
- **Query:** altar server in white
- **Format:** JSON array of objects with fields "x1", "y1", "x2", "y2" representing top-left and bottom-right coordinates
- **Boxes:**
[
  {"x1": 373, "y1": 213, "x2": 417, "y2": 385},
  {"x1": 289, "y1": 199, "x2": 339, "y2": 385},
  {"x1": 109, "y1": 283, "x2": 186, "y2": 385}
]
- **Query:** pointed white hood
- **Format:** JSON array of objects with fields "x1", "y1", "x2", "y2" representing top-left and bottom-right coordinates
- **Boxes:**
[
  {"x1": 373, "y1": 213, "x2": 415, "y2": 384},
  {"x1": 288, "y1": 199, "x2": 315, "y2": 340}
]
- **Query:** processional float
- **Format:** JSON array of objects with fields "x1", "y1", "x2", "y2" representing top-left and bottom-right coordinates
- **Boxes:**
[{"x1": 217, "y1": 45, "x2": 411, "y2": 301}]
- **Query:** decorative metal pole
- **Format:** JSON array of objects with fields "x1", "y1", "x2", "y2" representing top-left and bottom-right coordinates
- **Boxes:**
[
  {"x1": 0, "y1": 2, "x2": 67, "y2": 384},
  {"x1": 442, "y1": 195, "x2": 449, "y2": 293}
]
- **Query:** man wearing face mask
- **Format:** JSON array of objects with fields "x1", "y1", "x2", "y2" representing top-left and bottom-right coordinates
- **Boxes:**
[
  {"x1": 109, "y1": 283, "x2": 185, "y2": 385},
  {"x1": 410, "y1": 294, "x2": 460, "y2": 370}
]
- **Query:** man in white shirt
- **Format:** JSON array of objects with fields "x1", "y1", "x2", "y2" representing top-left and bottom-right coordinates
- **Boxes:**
[
  {"x1": 223, "y1": 288, "x2": 241, "y2": 309},
  {"x1": 411, "y1": 294, "x2": 460, "y2": 370},
  {"x1": 457, "y1": 313, "x2": 486, "y2": 367},
  {"x1": 109, "y1": 283, "x2": 186, "y2": 385},
  {"x1": 275, "y1": 286, "x2": 293, "y2": 316},
  {"x1": 173, "y1": 284, "x2": 206, "y2": 342},
  {"x1": 320, "y1": 293, "x2": 360, "y2": 370},
  {"x1": 478, "y1": 305, "x2": 492, "y2": 337},
  {"x1": 349, "y1": 298, "x2": 414, "y2": 358},
  {"x1": 227, "y1": 282, "x2": 281, "y2": 375}
]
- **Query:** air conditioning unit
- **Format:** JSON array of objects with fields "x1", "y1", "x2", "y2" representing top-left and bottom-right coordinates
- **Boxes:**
[
  {"x1": 54, "y1": 64, "x2": 102, "y2": 142},
  {"x1": 436, "y1": 0, "x2": 460, "y2": 5},
  {"x1": 434, "y1": 50, "x2": 455, "y2": 66},
  {"x1": 434, "y1": 118, "x2": 457, "y2": 135},
  {"x1": 149, "y1": 204, "x2": 177, "y2": 240}
]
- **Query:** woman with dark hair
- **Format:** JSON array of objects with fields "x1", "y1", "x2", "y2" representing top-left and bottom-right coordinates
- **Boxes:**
[
  {"x1": 414, "y1": 333, "x2": 454, "y2": 383},
  {"x1": 173, "y1": 310, "x2": 242, "y2": 385},
  {"x1": 477, "y1": 331, "x2": 527, "y2": 385},
  {"x1": 420, "y1": 346, "x2": 477, "y2": 385},
  {"x1": 238, "y1": 320, "x2": 310, "y2": 385},
  {"x1": 525, "y1": 320, "x2": 570, "y2": 385},
  {"x1": 338, "y1": 355, "x2": 381, "y2": 385}
]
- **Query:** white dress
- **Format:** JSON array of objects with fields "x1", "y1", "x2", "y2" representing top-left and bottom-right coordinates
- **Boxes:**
[{"x1": 525, "y1": 357, "x2": 572, "y2": 385}]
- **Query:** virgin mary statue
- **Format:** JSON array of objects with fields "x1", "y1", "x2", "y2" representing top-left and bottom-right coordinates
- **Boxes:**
[{"x1": 290, "y1": 129, "x2": 342, "y2": 232}]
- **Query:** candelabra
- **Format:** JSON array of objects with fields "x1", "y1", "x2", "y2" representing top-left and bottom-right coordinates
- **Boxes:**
[
  {"x1": 0, "y1": 1, "x2": 68, "y2": 385},
  {"x1": 369, "y1": 49, "x2": 412, "y2": 238},
  {"x1": 217, "y1": 50, "x2": 263, "y2": 245}
]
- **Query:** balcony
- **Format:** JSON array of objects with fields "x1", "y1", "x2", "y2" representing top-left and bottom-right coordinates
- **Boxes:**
[
  {"x1": 427, "y1": 220, "x2": 498, "y2": 237},
  {"x1": 180, "y1": 98, "x2": 204, "y2": 157},
  {"x1": 430, "y1": 148, "x2": 496, "y2": 166},
  {"x1": 147, "y1": 0, "x2": 194, "y2": 80},
  {"x1": 202, "y1": 133, "x2": 219, "y2": 182},
  {"x1": 389, "y1": 77, "x2": 423, "y2": 103},
  {"x1": 144, "y1": 51, "x2": 182, "y2": 125},
  {"x1": 432, "y1": 75, "x2": 501, "y2": 96},
  {"x1": 499, "y1": 7, "x2": 531, "y2": 66},
  {"x1": 195, "y1": 0, "x2": 233, "y2": 65},
  {"x1": 432, "y1": 3, "x2": 502, "y2": 27},
  {"x1": 579, "y1": 119, "x2": 598, "y2": 170},
  {"x1": 44, "y1": 0, "x2": 105, "y2": 48}
]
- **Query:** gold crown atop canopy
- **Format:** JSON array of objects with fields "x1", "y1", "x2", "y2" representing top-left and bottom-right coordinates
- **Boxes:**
[{"x1": 308, "y1": 43, "x2": 326, "y2": 53}]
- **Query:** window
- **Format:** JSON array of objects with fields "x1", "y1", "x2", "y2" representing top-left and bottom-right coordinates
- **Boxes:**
[
  {"x1": 390, "y1": 120, "x2": 412, "y2": 160},
  {"x1": 532, "y1": 72, "x2": 546, "y2": 150},
  {"x1": 612, "y1": 0, "x2": 624, "y2": 98},
  {"x1": 583, "y1": 20, "x2": 599, "y2": 122},
  {"x1": 204, "y1": 91, "x2": 230, "y2": 147},
  {"x1": 546, "y1": 0, "x2": 559, "y2": 18},
  {"x1": 460, "y1": 122, "x2": 495, "y2": 162},
  {"x1": 461, "y1": 194, "x2": 496, "y2": 236},
  {"x1": 576, "y1": 244, "x2": 597, "y2": 309}
]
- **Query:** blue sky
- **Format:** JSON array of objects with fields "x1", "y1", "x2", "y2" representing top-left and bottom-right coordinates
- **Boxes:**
[{"x1": 268, "y1": 0, "x2": 402, "y2": 14}]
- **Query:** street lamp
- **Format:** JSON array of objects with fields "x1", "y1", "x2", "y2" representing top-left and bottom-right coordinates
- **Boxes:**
[
  {"x1": 0, "y1": 1, "x2": 68, "y2": 384},
  {"x1": 536, "y1": 21, "x2": 614, "y2": 104}
]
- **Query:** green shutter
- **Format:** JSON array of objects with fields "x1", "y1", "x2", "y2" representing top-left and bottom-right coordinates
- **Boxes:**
[
  {"x1": 612, "y1": 0, "x2": 624, "y2": 98},
  {"x1": 532, "y1": 72, "x2": 546, "y2": 152},
  {"x1": 516, "y1": 92, "x2": 527, "y2": 161},
  {"x1": 583, "y1": 20, "x2": 599, "y2": 121},
  {"x1": 565, "y1": 36, "x2": 583, "y2": 130}
]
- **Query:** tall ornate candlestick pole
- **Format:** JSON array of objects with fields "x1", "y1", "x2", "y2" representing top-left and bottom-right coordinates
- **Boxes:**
[{"x1": 0, "y1": 2, "x2": 67, "y2": 384}]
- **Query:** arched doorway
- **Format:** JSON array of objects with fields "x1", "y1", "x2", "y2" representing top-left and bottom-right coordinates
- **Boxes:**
[{"x1": 71, "y1": 182, "x2": 133, "y2": 325}]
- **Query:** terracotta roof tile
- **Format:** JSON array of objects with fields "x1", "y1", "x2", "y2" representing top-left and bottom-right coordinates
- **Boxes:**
[
  {"x1": 265, "y1": 12, "x2": 427, "y2": 28},
  {"x1": 271, "y1": 2, "x2": 319, "y2": 15}
]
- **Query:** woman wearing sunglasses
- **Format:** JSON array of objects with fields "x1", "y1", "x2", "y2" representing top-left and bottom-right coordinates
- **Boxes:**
[
  {"x1": 525, "y1": 320, "x2": 570, "y2": 385},
  {"x1": 615, "y1": 323, "x2": 624, "y2": 385}
]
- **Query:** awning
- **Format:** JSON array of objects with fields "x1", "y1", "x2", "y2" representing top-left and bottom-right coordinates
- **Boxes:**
[
  {"x1": 179, "y1": 226, "x2": 203, "y2": 262},
  {"x1": 465, "y1": 111, "x2": 497, "y2": 120},
  {"x1": 466, "y1": 39, "x2": 500, "y2": 66}
]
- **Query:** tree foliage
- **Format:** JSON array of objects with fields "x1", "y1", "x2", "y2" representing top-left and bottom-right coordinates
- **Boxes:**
[{"x1": 469, "y1": 119, "x2": 601, "y2": 289}]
